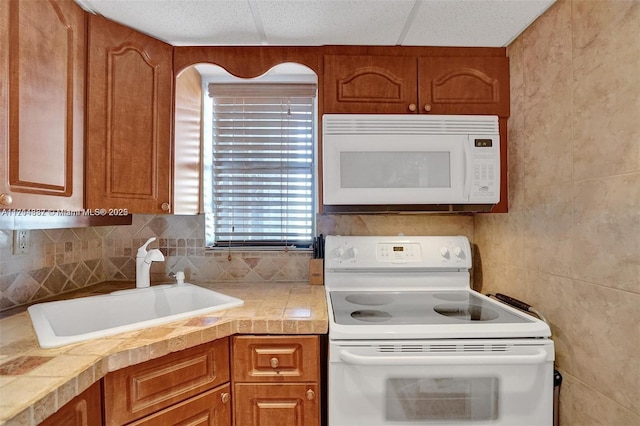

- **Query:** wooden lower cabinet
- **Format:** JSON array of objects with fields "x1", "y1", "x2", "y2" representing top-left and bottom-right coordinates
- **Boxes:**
[
  {"x1": 231, "y1": 335, "x2": 321, "y2": 426},
  {"x1": 39, "y1": 381, "x2": 102, "y2": 426},
  {"x1": 103, "y1": 338, "x2": 230, "y2": 425},
  {"x1": 234, "y1": 383, "x2": 319, "y2": 426},
  {"x1": 128, "y1": 383, "x2": 231, "y2": 426},
  {"x1": 41, "y1": 335, "x2": 322, "y2": 425}
]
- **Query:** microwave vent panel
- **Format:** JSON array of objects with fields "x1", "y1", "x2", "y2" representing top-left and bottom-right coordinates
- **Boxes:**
[{"x1": 323, "y1": 114, "x2": 499, "y2": 136}]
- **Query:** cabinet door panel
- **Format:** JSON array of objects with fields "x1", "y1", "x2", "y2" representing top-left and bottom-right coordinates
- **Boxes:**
[
  {"x1": 104, "y1": 338, "x2": 229, "y2": 425},
  {"x1": 39, "y1": 381, "x2": 102, "y2": 426},
  {"x1": 0, "y1": 0, "x2": 84, "y2": 209},
  {"x1": 324, "y1": 55, "x2": 417, "y2": 114},
  {"x1": 418, "y1": 56, "x2": 509, "y2": 116},
  {"x1": 234, "y1": 383, "x2": 319, "y2": 426},
  {"x1": 129, "y1": 384, "x2": 231, "y2": 426},
  {"x1": 86, "y1": 14, "x2": 172, "y2": 213},
  {"x1": 232, "y1": 335, "x2": 319, "y2": 383}
]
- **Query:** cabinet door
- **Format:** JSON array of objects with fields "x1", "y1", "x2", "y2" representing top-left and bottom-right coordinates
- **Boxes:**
[
  {"x1": 0, "y1": 0, "x2": 84, "y2": 210},
  {"x1": 129, "y1": 384, "x2": 231, "y2": 426},
  {"x1": 234, "y1": 383, "x2": 320, "y2": 426},
  {"x1": 418, "y1": 56, "x2": 509, "y2": 116},
  {"x1": 104, "y1": 338, "x2": 230, "y2": 425},
  {"x1": 86, "y1": 14, "x2": 173, "y2": 214},
  {"x1": 39, "y1": 381, "x2": 102, "y2": 426},
  {"x1": 324, "y1": 55, "x2": 418, "y2": 114}
]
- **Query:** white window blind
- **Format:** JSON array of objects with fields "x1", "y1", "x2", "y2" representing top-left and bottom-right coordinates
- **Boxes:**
[{"x1": 206, "y1": 83, "x2": 316, "y2": 247}]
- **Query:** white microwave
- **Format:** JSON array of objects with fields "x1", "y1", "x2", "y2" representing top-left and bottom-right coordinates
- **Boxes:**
[{"x1": 322, "y1": 114, "x2": 500, "y2": 210}]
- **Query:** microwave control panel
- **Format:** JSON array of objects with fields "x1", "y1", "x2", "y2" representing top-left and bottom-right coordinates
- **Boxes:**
[{"x1": 469, "y1": 137, "x2": 500, "y2": 203}]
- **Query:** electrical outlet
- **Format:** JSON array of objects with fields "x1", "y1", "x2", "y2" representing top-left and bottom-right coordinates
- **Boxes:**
[{"x1": 13, "y1": 230, "x2": 30, "y2": 255}]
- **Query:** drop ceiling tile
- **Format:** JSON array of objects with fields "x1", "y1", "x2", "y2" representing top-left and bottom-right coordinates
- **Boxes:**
[
  {"x1": 254, "y1": 0, "x2": 416, "y2": 45},
  {"x1": 82, "y1": 0, "x2": 261, "y2": 45},
  {"x1": 403, "y1": 0, "x2": 555, "y2": 47}
]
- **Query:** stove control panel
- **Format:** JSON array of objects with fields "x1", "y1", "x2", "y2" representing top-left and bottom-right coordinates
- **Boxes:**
[
  {"x1": 377, "y1": 243, "x2": 421, "y2": 262},
  {"x1": 324, "y1": 235, "x2": 472, "y2": 269}
]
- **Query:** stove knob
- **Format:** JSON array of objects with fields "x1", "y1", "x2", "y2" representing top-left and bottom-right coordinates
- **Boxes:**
[
  {"x1": 439, "y1": 247, "x2": 450, "y2": 258},
  {"x1": 453, "y1": 246, "x2": 463, "y2": 258}
]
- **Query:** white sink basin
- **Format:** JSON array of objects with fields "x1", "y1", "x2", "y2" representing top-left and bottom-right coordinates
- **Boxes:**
[{"x1": 27, "y1": 283, "x2": 244, "y2": 348}]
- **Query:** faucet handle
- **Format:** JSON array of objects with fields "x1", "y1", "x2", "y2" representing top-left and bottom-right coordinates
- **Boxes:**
[{"x1": 137, "y1": 237, "x2": 157, "y2": 257}]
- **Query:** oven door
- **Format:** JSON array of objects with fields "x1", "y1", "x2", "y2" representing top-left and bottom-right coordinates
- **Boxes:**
[{"x1": 328, "y1": 340, "x2": 554, "y2": 426}]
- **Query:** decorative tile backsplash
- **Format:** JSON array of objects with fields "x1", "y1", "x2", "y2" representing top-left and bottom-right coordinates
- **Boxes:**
[
  {"x1": 1, "y1": 213, "x2": 473, "y2": 312},
  {"x1": 0, "y1": 228, "x2": 108, "y2": 311}
]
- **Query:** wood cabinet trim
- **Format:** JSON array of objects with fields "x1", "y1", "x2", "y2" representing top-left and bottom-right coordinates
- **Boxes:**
[{"x1": 431, "y1": 68, "x2": 500, "y2": 104}]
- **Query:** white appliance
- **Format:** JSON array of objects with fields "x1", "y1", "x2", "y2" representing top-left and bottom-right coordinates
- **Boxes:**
[
  {"x1": 322, "y1": 114, "x2": 500, "y2": 208},
  {"x1": 325, "y1": 235, "x2": 554, "y2": 426}
]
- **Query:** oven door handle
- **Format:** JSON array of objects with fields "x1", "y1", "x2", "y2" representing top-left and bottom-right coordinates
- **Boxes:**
[{"x1": 339, "y1": 349, "x2": 548, "y2": 366}]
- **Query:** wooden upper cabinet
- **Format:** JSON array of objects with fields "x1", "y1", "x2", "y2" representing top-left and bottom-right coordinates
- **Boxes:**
[
  {"x1": 323, "y1": 55, "x2": 418, "y2": 114},
  {"x1": 0, "y1": 0, "x2": 85, "y2": 210},
  {"x1": 86, "y1": 14, "x2": 173, "y2": 214},
  {"x1": 323, "y1": 53, "x2": 509, "y2": 117},
  {"x1": 418, "y1": 56, "x2": 509, "y2": 116}
]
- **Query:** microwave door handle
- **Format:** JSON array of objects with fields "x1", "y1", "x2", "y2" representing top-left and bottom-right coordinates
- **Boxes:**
[
  {"x1": 463, "y1": 138, "x2": 472, "y2": 201},
  {"x1": 339, "y1": 349, "x2": 548, "y2": 366}
]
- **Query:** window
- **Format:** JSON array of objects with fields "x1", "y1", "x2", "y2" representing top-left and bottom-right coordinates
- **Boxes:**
[{"x1": 204, "y1": 82, "x2": 317, "y2": 248}]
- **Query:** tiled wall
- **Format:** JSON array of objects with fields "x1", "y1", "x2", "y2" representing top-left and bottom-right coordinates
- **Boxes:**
[
  {"x1": 1, "y1": 213, "x2": 473, "y2": 312},
  {"x1": 0, "y1": 228, "x2": 108, "y2": 311},
  {"x1": 474, "y1": 0, "x2": 640, "y2": 424}
]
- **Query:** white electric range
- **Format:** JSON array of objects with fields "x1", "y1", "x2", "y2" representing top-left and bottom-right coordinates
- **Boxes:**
[{"x1": 324, "y1": 235, "x2": 555, "y2": 426}]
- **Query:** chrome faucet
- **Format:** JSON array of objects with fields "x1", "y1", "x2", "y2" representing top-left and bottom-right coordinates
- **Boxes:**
[{"x1": 136, "y1": 237, "x2": 165, "y2": 288}]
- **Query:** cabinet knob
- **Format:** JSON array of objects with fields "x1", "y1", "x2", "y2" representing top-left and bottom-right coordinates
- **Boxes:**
[
  {"x1": 270, "y1": 357, "x2": 279, "y2": 368},
  {"x1": 221, "y1": 392, "x2": 230, "y2": 404},
  {"x1": 424, "y1": 104, "x2": 432, "y2": 112},
  {"x1": 161, "y1": 202, "x2": 170, "y2": 211},
  {"x1": 0, "y1": 193, "x2": 13, "y2": 206},
  {"x1": 306, "y1": 389, "x2": 315, "y2": 401},
  {"x1": 408, "y1": 103, "x2": 417, "y2": 112}
]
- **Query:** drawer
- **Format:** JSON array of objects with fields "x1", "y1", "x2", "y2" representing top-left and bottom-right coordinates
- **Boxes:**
[
  {"x1": 104, "y1": 338, "x2": 229, "y2": 425},
  {"x1": 128, "y1": 383, "x2": 231, "y2": 426},
  {"x1": 232, "y1": 335, "x2": 319, "y2": 383}
]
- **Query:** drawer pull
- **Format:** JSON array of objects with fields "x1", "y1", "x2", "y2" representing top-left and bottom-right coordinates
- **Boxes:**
[
  {"x1": 0, "y1": 193, "x2": 13, "y2": 206},
  {"x1": 221, "y1": 392, "x2": 230, "y2": 404},
  {"x1": 306, "y1": 389, "x2": 315, "y2": 400},
  {"x1": 270, "y1": 357, "x2": 279, "y2": 368}
]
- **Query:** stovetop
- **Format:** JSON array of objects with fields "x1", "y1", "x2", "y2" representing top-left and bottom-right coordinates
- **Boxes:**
[
  {"x1": 330, "y1": 290, "x2": 532, "y2": 326},
  {"x1": 323, "y1": 235, "x2": 551, "y2": 340}
]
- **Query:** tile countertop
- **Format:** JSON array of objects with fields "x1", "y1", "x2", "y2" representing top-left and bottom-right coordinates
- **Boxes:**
[{"x1": 0, "y1": 281, "x2": 328, "y2": 426}]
